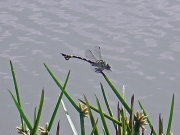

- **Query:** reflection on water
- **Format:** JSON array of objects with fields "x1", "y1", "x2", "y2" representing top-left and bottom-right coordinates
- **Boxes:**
[{"x1": 0, "y1": 0, "x2": 180, "y2": 134}]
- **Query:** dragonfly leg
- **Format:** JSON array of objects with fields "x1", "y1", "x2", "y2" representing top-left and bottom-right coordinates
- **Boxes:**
[{"x1": 95, "y1": 68, "x2": 103, "y2": 73}]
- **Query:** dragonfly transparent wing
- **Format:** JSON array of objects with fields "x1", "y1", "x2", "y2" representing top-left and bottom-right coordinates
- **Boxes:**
[
  {"x1": 93, "y1": 46, "x2": 102, "y2": 60},
  {"x1": 85, "y1": 49, "x2": 97, "y2": 62}
]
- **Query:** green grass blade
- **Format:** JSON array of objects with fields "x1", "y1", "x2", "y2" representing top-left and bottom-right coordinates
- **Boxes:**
[
  {"x1": 166, "y1": 94, "x2": 174, "y2": 135},
  {"x1": 100, "y1": 82, "x2": 116, "y2": 129},
  {"x1": 84, "y1": 95, "x2": 99, "y2": 135},
  {"x1": 10, "y1": 60, "x2": 22, "y2": 106},
  {"x1": 79, "y1": 99, "x2": 122, "y2": 126},
  {"x1": 90, "y1": 119, "x2": 98, "y2": 135},
  {"x1": 34, "y1": 107, "x2": 37, "y2": 126},
  {"x1": 101, "y1": 72, "x2": 131, "y2": 114},
  {"x1": 121, "y1": 108, "x2": 127, "y2": 135},
  {"x1": 159, "y1": 114, "x2": 163, "y2": 135},
  {"x1": 102, "y1": 128, "x2": 107, "y2": 135},
  {"x1": 32, "y1": 89, "x2": 44, "y2": 135},
  {"x1": 61, "y1": 100, "x2": 78, "y2": 135},
  {"x1": 96, "y1": 95, "x2": 110, "y2": 135},
  {"x1": 8, "y1": 90, "x2": 33, "y2": 131},
  {"x1": 44, "y1": 63, "x2": 79, "y2": 111},
  {"x1": 138, "y1": 100, "x2": 157, "y2": 135},
  {"x1": 48, "y1": 70, "x2": 70, "y2": 131},
  {"x1": 80, "y1": 112, "x2": 85, "y2": 135},
  {"x1": 10, "y1": 60, "x2": 24, "y2": 128},
  {"x1": 150, "y1": 126, "x2": 154, "y2": 135}
]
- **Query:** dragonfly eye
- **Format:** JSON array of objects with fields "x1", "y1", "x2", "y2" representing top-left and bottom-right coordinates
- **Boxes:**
[{"x1": 106, "y1": 64, "x2": 111, "y2": 70}]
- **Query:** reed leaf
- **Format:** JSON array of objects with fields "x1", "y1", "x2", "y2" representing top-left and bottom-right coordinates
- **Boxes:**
[
  {"x1": 32, "y1": 89, "x2": 44, "y2": 135},
  {"x1": 101, "y1": 72, "x2": 130, "y2": 114},
  {"x1": 34, "y1": 107, "x2": 37, "y2": 126},
  {"x1": 166, "y1": 94, "x2": 174, "y2": 135},
  {"x1": 102, "y1": 128, "x2": 107, "y2": 135},
  {"x1": 8, "y1": 90, "x2": 33, "y2": 131},
  {"x1": 117, "y1": 102, "x2": 121, "y2": 135},
  {"x1": 80, "y1": 111, "x2": 85, "y2": 135},
  {"x1": 56, "y1": 120, "x2": 60, "y2": 135},
  {"x1": 48, "y1": 70, "x2": 69, "y2": 131},
  {"x1": 121, "y1": 108, "x2": 126, "y2": 135},
  {"x1": 159, "y1": 114, "x2": 163, "y2": 135},
  {"x1": 84, "y1": 95, "x2": 99, "y2": 135},
  {"x1": 96, "y1": 95, "x2": 110, "y2": 135},
  {"x1": 44, "y1": 63, "x2": 79, "y2": 111},
  {"x1": 10, "y1": 60, "x2": 24, "y2": 129},
  {"x1": 122, "y1": 85, "x2": 127, "y2": 119},
  {"x1": 100, "y1": 82, "x2": 116, "y2": 129},
  {"x1": 129, "y1": 95, "x2": 134, "y2": 133},
  {"x1": 90, "y1": 119, "x2": 98, "y2": 135}
]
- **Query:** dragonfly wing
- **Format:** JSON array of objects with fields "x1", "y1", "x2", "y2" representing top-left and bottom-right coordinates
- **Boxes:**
[
  {"x1": 93, "y1": 46, "x2": 102, "y2": 60},
  {"x1": 85, "y1": 49, "x2": 97, "y2": 62}
]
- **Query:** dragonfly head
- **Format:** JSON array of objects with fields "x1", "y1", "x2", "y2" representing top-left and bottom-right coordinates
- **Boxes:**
[{"x1": 106, "y1": 63, "x2": 111, "y2": 71}]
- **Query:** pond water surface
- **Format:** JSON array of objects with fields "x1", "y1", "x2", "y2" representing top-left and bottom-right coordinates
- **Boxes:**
[{"x1": 0, "y1": 0, "x2": 180, "y2": 134}]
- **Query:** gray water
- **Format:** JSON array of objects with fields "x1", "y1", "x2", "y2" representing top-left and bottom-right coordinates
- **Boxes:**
[{"x1": 0, "y1": 0, "x2": 180, "y2": 134}]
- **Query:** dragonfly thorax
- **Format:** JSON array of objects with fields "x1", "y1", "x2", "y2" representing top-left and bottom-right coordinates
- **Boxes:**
[{"x1": 92, "y1": 60, "x2": 111, "y2": 72}]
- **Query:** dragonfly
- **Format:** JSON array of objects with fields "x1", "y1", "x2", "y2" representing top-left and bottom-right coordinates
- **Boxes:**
[{"x1": 61, "y1": 46, "x2": 111, "y2": 73}]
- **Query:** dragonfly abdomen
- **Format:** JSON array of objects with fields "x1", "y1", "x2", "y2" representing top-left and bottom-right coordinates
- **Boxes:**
[{"x1": 61, "y1": 53, "x2": 94, "y2": 64}]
